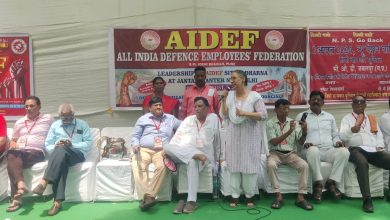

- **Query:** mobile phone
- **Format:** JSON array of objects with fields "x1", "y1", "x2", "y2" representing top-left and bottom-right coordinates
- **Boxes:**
[{"x1": 299, "y1": 112, "x2": 308, "y2": 125}]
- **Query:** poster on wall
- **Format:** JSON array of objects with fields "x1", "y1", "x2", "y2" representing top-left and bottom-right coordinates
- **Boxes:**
[
  {"x1": 109, "y1": 28, "x2": 307, "y2": 110},
  {"x1": 0, "y1": 34, "x2": 33, "y2": 119},
  {"x1": 310, "y1": 29, "x2": 390, "y2": 103}
]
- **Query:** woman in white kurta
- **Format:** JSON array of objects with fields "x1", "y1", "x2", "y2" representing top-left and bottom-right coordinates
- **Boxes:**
[{"x1": 220, "y1": 70, "x2": 267, "y2": 208}]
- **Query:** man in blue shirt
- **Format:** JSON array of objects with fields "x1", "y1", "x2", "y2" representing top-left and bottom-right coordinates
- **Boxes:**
[
  {"x1": 32, "y1": 103, "x2": 92, "y2": 216},
  {"x1": 131, "y1": 96, "x2": 181, "y2": 211}
]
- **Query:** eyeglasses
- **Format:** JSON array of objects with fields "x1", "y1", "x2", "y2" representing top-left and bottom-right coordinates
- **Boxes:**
[
  {"x1": 352, "y1": 100, "x2": 366, "y2": 105},
  {"x1": 25, "y1": 104, "x2": 36, "y2": 108}
]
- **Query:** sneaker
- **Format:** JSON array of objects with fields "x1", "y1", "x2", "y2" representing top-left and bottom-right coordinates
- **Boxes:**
[{"x1": 183, "y1": 201, "x2": 197, "y2": 214}]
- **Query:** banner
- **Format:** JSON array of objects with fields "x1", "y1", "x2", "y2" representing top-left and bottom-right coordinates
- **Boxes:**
[
  {"x1": 310, "y1": 29, "x2": 390, "y2": 103},
  {"x1": 109, "y1": 28, "x2": 307, "y2": 109},
  {"x1": 0, "y1": 34, "x2": 33, "y2": 119}
]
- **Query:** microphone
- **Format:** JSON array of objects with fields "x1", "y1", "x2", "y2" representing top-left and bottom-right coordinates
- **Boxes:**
[{"x1": 219, "y1": 85, "x2": 232, "y2": 102}]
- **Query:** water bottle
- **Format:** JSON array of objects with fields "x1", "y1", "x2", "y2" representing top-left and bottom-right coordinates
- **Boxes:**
[{"x1": 212, "y1": 174, "x2": 219, "y2": 199}]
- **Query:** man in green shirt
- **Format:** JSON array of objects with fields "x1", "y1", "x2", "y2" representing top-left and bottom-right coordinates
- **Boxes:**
[{"x1": 266, "y1": 99, "x2": 312, "y2": 210}]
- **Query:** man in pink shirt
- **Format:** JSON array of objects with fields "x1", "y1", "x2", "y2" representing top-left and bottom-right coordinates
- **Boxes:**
[
  {"x1": 180, "y1": 66, "x2": 219, "y2": 120},
  {"x1": 6, "y1": 96, "x2": 53, "y2": 212}
]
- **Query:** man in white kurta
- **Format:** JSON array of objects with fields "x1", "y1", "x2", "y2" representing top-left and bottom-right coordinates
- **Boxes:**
[
  {"x1": 164, "y1": 97, "x2": 220, "y2": 214},
  {"x1": 340, "y1": 95, "x2": 390, "y2": 212}
]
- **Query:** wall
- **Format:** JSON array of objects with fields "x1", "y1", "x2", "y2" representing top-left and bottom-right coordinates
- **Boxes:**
[{"x1": 1, "y1": 0, "x2": 388, "y2": 128}]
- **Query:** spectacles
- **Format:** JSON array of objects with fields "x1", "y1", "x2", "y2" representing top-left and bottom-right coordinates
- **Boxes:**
[
  {"x1": 352, "y1": 100, "x2": 366, "y2": 104},
  {"x1": 25, "y1": 104, "x2": 36, "y2": 108}
]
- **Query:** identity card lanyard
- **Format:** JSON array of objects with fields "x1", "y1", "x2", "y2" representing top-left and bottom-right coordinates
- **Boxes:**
[
  {"x1": 152, "y1": 117, "x2": 163, "y2": 148},
  {"x1": 22, "y1": 117, "x2": 39, "y2": 146},
  {"x1": 196, "y1": 119, "x2": 205, "y2": 146},
  {"x1": 62, "y1": 120, "x2": 77, "y2": 138}
]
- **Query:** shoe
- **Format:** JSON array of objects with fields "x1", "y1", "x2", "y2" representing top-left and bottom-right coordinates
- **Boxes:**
[
  {"x1": 183, "y1": 201, "x2": 197, "y2": 214},
  {"x1": 246, "y1": 196, "x2": 255, "y2": 208},
  {"x1": 362, "y1": 197, "x2": 374, "y2": 213},
  {"x1": 312, "y1": 181, "x2": 323, "y2": 203},
  {"x1": 271, "y1": 199, "x2": 283, "y2": 209},
  {"x1": 326, "y1": 179, "x2": 341, "y2": 200},
  {"x1": 6, "y1": 199, "x2": 22, "y2": 212},
  {"x1": 173, "y1": 200, "x2": 186, "y2": 214},
  {"x1": 32, "y1": 184, "x2": 46, "y2": 196},
  {"x1": 229, "y1": 197, "x2": 239, "y2": 208},
  {"x1": 139, "y1": 194, "x2": 156, "y2": 211},
  {"x1": 295, "y1": 199, "x2": 313, "y2": 211},
  {"x1": 48, "y1": 203, "x2": 62, "y2": 216},
  {"x1": 386, "y1": 192, "x2": 390, "y2": 202}
]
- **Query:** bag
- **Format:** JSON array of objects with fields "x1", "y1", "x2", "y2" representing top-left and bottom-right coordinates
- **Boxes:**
[{"x1": 100, "y1": 136, "x2": 127, "y2": 159}]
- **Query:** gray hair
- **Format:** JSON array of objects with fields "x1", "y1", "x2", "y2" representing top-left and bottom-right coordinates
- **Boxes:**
[{"x1": 58, "y1": 103, "x2": 75, "y2": 115}]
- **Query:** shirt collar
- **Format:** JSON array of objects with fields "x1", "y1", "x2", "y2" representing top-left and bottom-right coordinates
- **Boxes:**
[{"x1": 24, "y1": 113, "x2": 41, "y2": 122}]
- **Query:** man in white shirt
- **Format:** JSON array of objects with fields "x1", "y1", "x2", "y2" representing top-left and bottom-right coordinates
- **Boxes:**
[
  {"x1": 164, "y1": 96, "x2": 220, "y2": 214},
  {"x1": 379, "y1": 97, "x2": 390, "y2": 202},
  {"x1": 340, "y1": 95, "x2": 390, "y2": 213},
  {"x1": 296, "y1": 91, "x2": 349, "y2": 203}
]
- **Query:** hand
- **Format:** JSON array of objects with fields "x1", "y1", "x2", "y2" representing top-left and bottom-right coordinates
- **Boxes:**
[
  {"x1": 351, "y1": 125, "x2": 361, "y2": 133},
  {"x1": 335, "y1": 141, "x2": 344, "y2": 148},
  {"x1": 221, "y1": 90, "x2": 229, "y2": 101},
  {"x1": 289, "y1": 120, "x2": 296, "y2": 131},
  {"x1": 236, "y1": 107, "x2": 244, "y2": 116},
  {"x1": 132, "y1": 146, "x2": 140, "y2": 154},
  {"x1": 300, "y1": 120, "x2": 308, "y2": 133},
  {"x1": 355, "y1": 113, "x2": 365, "y2": 127},
  {"x1": 303, "y1": 143, "x2": 313, "y2": 149},
  {"x1": 376, "y1": 147, "x2": 385, "y2": 152}
]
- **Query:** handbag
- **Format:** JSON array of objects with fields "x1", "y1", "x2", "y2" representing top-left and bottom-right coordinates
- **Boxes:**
[{"x1": 100, "y1": 136, "x2": 127, "y2": 159}]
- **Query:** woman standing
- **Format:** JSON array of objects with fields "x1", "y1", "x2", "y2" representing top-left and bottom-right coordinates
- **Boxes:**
[
  {"x1": 143, "y1": 77, "x2": 179, "y2": 117},
  {"x1": 220, "y1": 70, "x2": 267, "y2": 208}
]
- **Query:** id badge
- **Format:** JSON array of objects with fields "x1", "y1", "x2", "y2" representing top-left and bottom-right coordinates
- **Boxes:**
[
  {"x1": 154, "y1": 136, "x2": 163, "y2": 149},
  {"x1": 18, "y1": 136, "x2": 27, "y2": 148},
  {"x1": 207, "y1": 88, "x2": 214, "y2": 96}
]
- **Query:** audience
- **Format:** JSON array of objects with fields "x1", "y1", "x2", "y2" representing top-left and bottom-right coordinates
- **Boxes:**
[
  {"x1": 131, "y1": 96, "x2": 181, "y2": 211},
  {"x1": 6, "y1": 96, "x2": 53, "y2": 212},
  {"x1": 143, "y1": 77, "x2": 179, "y2": 117},
  {"x1": 296, "y1": 91, "x2": 349, "y2": 203},
  {"x1": 164, "y1": 97, "x2": 220, "y2": 214},
  {"x1": 32, "y1": 103, "x2": 92, "y2": 216},
  {"x1": 340, "y1": 95, "x2": 390, "y2": 213},
  {"x1": 266, "y1": 99, "x2": 312, "y2": 210},
  {"x1": 180, "y1": 66, "x2": 219, "y2": 119}
]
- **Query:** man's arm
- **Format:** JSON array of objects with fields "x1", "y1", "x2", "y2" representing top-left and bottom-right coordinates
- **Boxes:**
[
  {"x1": 130, "y1": 117, "x2": 144, "y2": 153},
  {"x1": 212, "y1": 88, "x2": 220, "y2": 114},
  {"x1": 44, "y1": 123, "x2": 57, "y2": 154}
]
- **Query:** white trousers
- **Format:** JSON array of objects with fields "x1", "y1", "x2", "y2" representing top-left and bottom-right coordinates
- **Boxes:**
[
  {"x1": 230, "y1": 172, "x2": 258, "y2": 199},
  {"x1": 301, "y1": 146, "x2": 349, "y2": 183},
  {"x1": 164, "y1": 144, "x2": 206, "y2": 202}
]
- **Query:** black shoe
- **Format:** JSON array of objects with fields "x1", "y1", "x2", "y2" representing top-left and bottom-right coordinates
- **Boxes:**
[
  {"x1": 362, "y1": 197, "x2": 374, "y2": 213},
  {"x1": 139, "y1": 194, "x2": 156, "y2": 211},
  {"x1": 386, "y1": 193, "x2": 390, "y2": 202}
]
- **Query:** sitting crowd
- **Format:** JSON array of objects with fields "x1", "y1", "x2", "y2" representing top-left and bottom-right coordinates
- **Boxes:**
[{"x1": 1, "y1": 67, "x2": 390, "y2": 216}]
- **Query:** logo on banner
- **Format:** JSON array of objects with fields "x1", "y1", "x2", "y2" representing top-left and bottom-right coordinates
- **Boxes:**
[
  {"x1": 140, "y1": 30, "x2": 160, "y2": 50},
  {"x1": 11, "y1": 39, "x2": 27, "y2": 55},
  {"x1": 265, "y1": 30, "x2": 284, "y2": 50}
]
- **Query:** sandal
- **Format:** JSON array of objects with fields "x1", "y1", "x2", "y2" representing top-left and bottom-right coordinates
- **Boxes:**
[
  {"x1": 13, "y1": 187, "x2": 28, "y2": 200},
  {"x1": 6, "y1": 199, "x2": 22, "y2": 212},
  {"x1": 326, "y1": 179, "x2": 341, "y2": 200},
  {"x1": 246, "y1": 197, "x2": 255, "y2": 208},
  {"x1": 295, "y1": 199, "x2": 313, "y2": 211},
  {"x1": 312, "y1": 181, "x2": 323, "y2": 203},
  {"x1": 229, "y1": 198, "x2": 239, "y2": 208},
  {"x1": 271, "y1": 199, "x2": 284, "y2": 209}
]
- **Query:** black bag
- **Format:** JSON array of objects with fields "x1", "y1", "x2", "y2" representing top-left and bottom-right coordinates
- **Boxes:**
[{"x1": 100, "y1": 136, "x2": 127, "y2": 159}]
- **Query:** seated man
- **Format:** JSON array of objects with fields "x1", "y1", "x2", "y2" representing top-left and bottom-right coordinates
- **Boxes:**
[
  {"x1": 379, "y1": 96, "x2": 390, "y2": 202},
  {"x1": 164, "y1": 96, "x2": 220, "y2": 214},
  {"x1": 296, "y1": 90, "x2": 349, "y2": 203},
  {"x1": 340, "y1": 95, "x2": 390, "y2": 213},
  {"x1": 266, "y1": 99, "x2": 312, "y2": 210},
  {"x1": 131, "y1": 96, "x2": 181, "y2": 211},
  {"x1": 32, "y1": 103, "x2": 92, "y2": 216},
  {"x1": 6, "y1": 96, "x2": 53, "y2": 212}
]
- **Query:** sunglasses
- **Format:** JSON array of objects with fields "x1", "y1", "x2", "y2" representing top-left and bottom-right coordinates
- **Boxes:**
[{"x1": 352, "y1": 100, "x2": 366, "y2": 105}]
